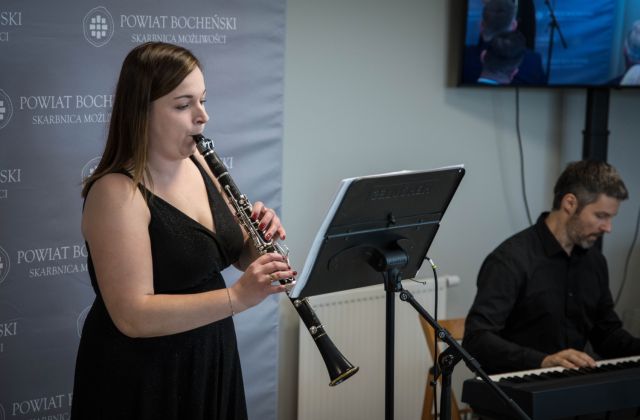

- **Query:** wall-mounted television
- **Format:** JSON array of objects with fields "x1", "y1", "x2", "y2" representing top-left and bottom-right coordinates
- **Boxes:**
[{"x1": 459, "y1": 0, "x2": 640, "y2": 87}]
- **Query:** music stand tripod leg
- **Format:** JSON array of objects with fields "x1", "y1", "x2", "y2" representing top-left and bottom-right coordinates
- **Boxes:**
[{"x1": 398, "y1": 288, "x2": 532, "y2": 420}]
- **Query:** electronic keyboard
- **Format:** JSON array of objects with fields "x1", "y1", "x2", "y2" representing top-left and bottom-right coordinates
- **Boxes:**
[{"x1": 461, "y1": 355, "x2": 640, "y2": 419}]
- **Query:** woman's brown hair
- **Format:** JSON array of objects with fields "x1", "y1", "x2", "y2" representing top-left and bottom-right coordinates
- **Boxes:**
[{"x1": 82, "y1": 42, "x2": 201, "y2": 197}]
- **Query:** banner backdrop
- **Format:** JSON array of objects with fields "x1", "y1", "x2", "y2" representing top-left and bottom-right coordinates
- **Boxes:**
[{"x1": 0, "y1": 1, "x2": 285, "y2": 419}]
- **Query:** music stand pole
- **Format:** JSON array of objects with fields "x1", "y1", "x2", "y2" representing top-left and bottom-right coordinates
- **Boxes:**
[
  {"x1": 398, "y1": 287, "x2": 532, "y2": 420},
  {"x1": 380, "y1": 250, "x2": 410, "y2": 420}
]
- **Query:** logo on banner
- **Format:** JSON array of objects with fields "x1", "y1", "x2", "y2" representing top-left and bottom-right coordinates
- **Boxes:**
[
  {"x1": 0, "y1": 300, "x2": 24, "y2": 357},
  {"x1": 221, "y1": 156, "x2": 233, "y2": 169},
  {"x1": 120, "y1": 12, "x2": 237, "y2": 45},
  {"x1": 0, "y1": 11, "x2": 23, "y2": 43},
  {"x1": 16, "y1": 243, "x2": 88, "y2": 279},
  {"x1": 81, "y1": 156, "x2": 101, "y2": 182},
  {"x1": 0, "y1": 168, "x2": 20, "y2": 200},
  {"x1": 17, "y1": 93, "x2": 112, "y2": 126},
  {"x1": 0, "y1": 89, "x2": 14, "y2": 130},
  {"x1": 0, "y1": 317, "x2": 20, "y2": 356},
  {"x1": 9, "y1": 393, "x2": 72, "y2": 418},
  {"x1": 83, "y1": 6, "x2": 114, "y2": 47},
  {"x1": 0, "y1": 11, "x2": 22, "y2": 27},
  {"x1": 0, "y1": 246, "x2": 10, "y2": 286}
]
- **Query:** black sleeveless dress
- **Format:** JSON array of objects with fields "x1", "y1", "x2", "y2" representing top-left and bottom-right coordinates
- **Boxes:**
[{"x1": 71, "y1": 157, "x2": 248, "y2": 420}]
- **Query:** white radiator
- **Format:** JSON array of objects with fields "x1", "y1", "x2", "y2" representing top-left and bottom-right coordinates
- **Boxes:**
[{"x1": 297, "y1": 276, "x2": 460, "y2": 420}]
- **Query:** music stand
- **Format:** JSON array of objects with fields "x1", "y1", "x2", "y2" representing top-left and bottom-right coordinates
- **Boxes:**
[
  {"x1": 291, "y1": 165, "x2": 530, "y2": 420},
  {"x1": 291, "y1": 166, "x2": 465, "y2": 298}
]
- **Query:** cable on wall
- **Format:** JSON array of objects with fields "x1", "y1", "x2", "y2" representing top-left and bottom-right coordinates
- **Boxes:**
[
  {"x1": 615, "y1": 205, "x2": 640, "y2": 306},
  {"x1": 515, "y1": 87, "x2": 534, "y2": 226}
]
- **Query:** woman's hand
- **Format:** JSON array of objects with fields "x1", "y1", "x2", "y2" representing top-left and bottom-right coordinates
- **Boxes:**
[
  {"x1": 251, "y1": 201, "x2": 286, "y2": 241},
  {"x1": 230, "y1": 253, "x2": 295, "y2": 311}
]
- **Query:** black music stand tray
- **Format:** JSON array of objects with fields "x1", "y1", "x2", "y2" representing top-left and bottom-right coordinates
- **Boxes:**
[{"x1": 290, "y1": 165, "x2": 530, "y2": 420}]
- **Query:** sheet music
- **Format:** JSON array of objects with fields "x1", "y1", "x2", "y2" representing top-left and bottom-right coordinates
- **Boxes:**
[{"x1": 289, "y1": 164, "x2": 464, "y2": 298}]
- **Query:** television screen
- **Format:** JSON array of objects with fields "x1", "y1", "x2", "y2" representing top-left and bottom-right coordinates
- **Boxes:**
[{"x1": 459, "y1": 0, "x2": 640, "y2": 87}]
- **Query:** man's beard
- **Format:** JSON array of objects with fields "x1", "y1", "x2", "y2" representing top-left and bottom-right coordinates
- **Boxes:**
[{"x1": 566, "y1": 215, "x2": 601, "y2": 249}]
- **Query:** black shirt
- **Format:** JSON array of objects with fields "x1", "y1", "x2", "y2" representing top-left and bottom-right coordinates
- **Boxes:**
[{"x1": 462, "y1": 213, "x2": 640, "y2": 374}]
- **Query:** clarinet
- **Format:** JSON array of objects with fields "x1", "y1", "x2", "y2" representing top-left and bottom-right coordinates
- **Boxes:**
[{"x1": 192, "y1": 134, "x2": 359, "y2": 386}]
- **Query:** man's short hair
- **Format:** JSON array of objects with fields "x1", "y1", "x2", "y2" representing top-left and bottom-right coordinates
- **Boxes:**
[
  {"x1": 552, "y1": 160, "x2": 629, "y2": 211},
  {"x1": 483, "y1": 31, "x2": 526, "y2": 76},
  {"x1": 482, "y1": 0, "x2": 517, "y2": 41},
  {"x1": 625, "y1": 20, "x2": 640, "y2": 64}
]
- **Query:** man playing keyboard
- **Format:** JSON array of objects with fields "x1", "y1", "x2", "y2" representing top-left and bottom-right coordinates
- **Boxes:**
[{"x1": 463, "y1": 160, "x2": 640, "y2": 374}]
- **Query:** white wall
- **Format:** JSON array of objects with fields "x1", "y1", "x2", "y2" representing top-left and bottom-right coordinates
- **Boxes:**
[
  {"x1": 278, "y1": 0, "x2": 640, "y2": 418},
  {"x1": 561, "y1": 90, "x2": 640, "y2": 329}
]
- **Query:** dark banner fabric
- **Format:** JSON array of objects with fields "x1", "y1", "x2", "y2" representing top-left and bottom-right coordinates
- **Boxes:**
[{"x1": 0, "y1": 1, "x2": 285, "y2": 419}]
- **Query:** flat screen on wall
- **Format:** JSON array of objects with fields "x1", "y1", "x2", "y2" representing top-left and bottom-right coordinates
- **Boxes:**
[{"x1": 458, "y1": 0, "x2": 640, "y2": 87}]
